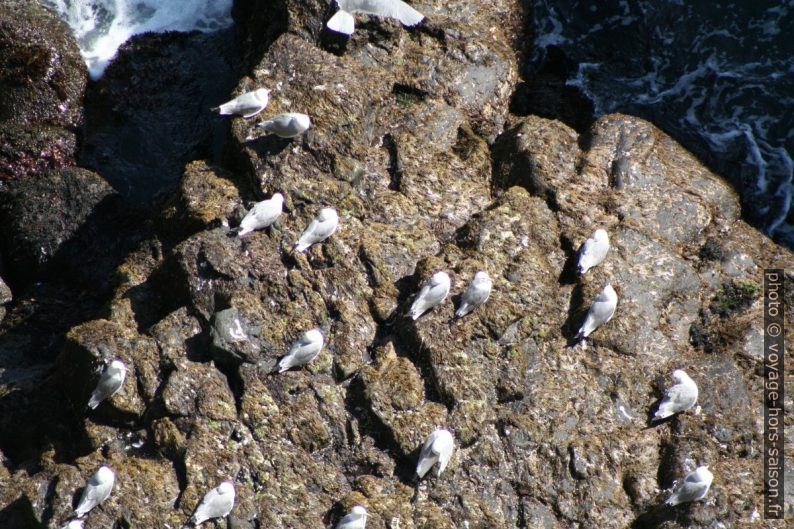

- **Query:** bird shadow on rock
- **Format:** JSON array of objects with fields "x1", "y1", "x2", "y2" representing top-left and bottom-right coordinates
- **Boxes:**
[
  {"x1": 629, "y1": 504, "x2": 677, "y2": 529},
  {"x1": 558, "y1": 237, "x2": 582, "y2": 285},
  {"x1": 341, "y1": 374, "x2": 420, "y2": 487},
  {"x1": 561, "y1": 283, "x2": 586, "y2": 346},
  {"x1": 0, "y1": 495, "x2": 44, "y2": 529},
  {"x1": 245, "y1": 135, "x2": 292, "y2": 157},
  {"x1": 320, "y1": 27, "x2": 350, "y2": 56},
  {"x1": 448, "y1": 292, "x2": 464, "y2": 320}
]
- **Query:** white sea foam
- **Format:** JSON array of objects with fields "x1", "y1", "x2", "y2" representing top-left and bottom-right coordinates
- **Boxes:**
[
  {"x1": 41, "y1": 0, "x2": 233, "y2": 79},
  {"x1": 535, "y1": 0, "x2": 794, "y2": 245}
]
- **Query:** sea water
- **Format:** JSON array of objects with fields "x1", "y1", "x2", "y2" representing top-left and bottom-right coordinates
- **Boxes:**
[
  {"x1": 40, "y1": 0, "x2": 233, "y2": 79},
  {"x1": 530, "y1": 0, "x2": 794, "y2": 247}
]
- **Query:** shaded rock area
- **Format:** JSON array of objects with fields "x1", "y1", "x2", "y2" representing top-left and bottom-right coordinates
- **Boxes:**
[
  {"x1": 0, "y1": 1, "x2": 792, "y2": 529},
  {"x1": 78, "y1": 27, "x2": 241, "y2": 205}
]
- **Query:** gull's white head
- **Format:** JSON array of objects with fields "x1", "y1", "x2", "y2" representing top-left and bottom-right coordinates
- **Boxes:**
[
  {"x1": 594, "y1": 229, "x2": 609, "y2": 242},
  {"x1": 217, "y1": 481, "x2": 235, "y2": 495},
  {"x1": 96, "y1": 465, "x2": 114, "y2": 482},
  {"x1": 109, "y1": 360, "x2": 125, "y2": 371},
  {"x1": 672, "y1": 369, "x2": 690, "y2": 383},
  {"x1": 430, "y1": 271, "x2": 450, "y2": 287},
  {"x1": 271, "y1": 192, "x2": 284, "y2": 203},
  {"x1": 294, "y1": 113, "x2": 312, "y2": 129},
  {"x1": 255, "y1": 88, "x2": 271, "y2": 99},
  {"x1": 351, "y1": 505, "x2": 367, "y2": 517},
  {"x1": 473, "y1": 271, "x2": 490, "y2": 283},
  {"x1": 691, "y1": 465, "x2": 712, "y2": 482},
  {"x1": 305, "y1": 329, "x2": 323, "y2": 342},
  {"x1": 318, "y1": 208, "x2": 338, "y2": 222}
]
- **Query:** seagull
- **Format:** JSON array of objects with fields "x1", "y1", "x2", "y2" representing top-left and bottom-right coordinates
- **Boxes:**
[
  {"x1": 238, "y1": 193, "x2": 284, "y2": 237},
  {"x1": 326, "y1": 0, "x2": 425, "y2": 36},
  {"x1": 88, "y1": 360, "x2": 126, "y2": 409},
  {"x1": 254, "y1": 113, "x2": 311, "y2": 138},
  {"x1": 409, "y1": 271, "x2": 450, "y2": 320},
  {"x1": 335, "y1": 505, "x2": 367, "y2": 529},
  {"x1": 455, "y1": 271, "x2": 492, "y2": 317},
  {"x1": 278, "y1": 329, "x2": 324, "y2": 373},
  {"x1": 577, "y1": 282, "x2": 617, "y2": 339},
  {"x1": 652, "y1": 370, "x2": 699, "y2": 421},
  {"x1": 74, "y1": 466, "x2": 115, "y2": 517},
  {"x1": 190, "y1": 481, "x2": 235, "y2": 526},
  {"x1": 416, "y1": 428, "x2": 454, "y2": 479},
  {"x1": 211, "y1": 88, "x2": 270, "y2": 118},
  {"x1": 60, "y1": 520, "x2": 84, "y2": 529},
  {"x1": 295, "y1": 208, "x2": 339, "y2": 252},
  {"x1": 578, "y1": 229, "x2": 609, "y2": 275},
  {"x1": 666, "y1": 466, "x2": 713, "y2": 506}
]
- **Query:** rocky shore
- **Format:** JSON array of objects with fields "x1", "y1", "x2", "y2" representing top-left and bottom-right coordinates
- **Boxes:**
[{"x1": 0, "y1": 1, "x2": 791, "y2": 528}]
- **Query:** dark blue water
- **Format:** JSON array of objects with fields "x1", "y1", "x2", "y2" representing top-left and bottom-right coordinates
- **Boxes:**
[{"x1": 529, "y1": 0, "x2": 794, "y2": 247}]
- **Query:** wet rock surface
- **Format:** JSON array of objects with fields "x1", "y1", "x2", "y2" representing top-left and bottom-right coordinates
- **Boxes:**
[{"x1": 0, "y1": 1, "x2": 792, "y2": 529}]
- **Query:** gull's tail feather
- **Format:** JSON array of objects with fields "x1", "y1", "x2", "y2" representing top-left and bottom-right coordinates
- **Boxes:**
[
  {"x1": 397, "y1": 4, "x2": 424, "y2": 26},
  {"x1": 415, "y1": 455, "x2": 437, "y2": 479},
  {"x1": 327, "y1": 9, "x2": 355, "y2": 35},
  {"x1": 87, "y1": 393, "x2": 101, "y2": 409},
  {"x1": 652, "y1": 404, "x2": 673, "y2": 421}
]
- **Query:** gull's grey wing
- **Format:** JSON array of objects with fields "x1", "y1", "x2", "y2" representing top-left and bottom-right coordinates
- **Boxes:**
[
  {"x1": 456, "y1": 280, "x2": 490, "y2": 317},
  {"x1": 192, "y1": 487, "x2": 234, "y2": 524},
  {"x1": 88, "y1": 369, "x2": 124, "y2": 409}
]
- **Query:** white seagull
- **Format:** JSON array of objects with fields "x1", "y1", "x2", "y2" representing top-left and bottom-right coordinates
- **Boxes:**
[
  {"x1": 416, "y1": 428, "x2": 455, "y2": 479},
  {"x1": 74, "y1": 465, "x2": 115, "y2": 518},
  {"x1": 238, "y1": 193, "x2": 284, "y2": 237},
  {"x1": 335, "y1": 505, "x2": 367, "y2": 529},
  {"x1": 190, "y1": 481, "x2": 236, "y2": 526},
  {"x1": 577, "y1": 229, "x2": 609, "y2": 275},
  {"x1": 255, "y1": 113, "x2": 311, "y2": 138},
  {"x1": 652, "y1": 370, "x2": 699, "y2": 422},
  {"x1": 666, "y1": 466, "x2": 713, "y2": 506},
  {"x1": 279, "y1": 329, "x2": 324, "y2": 373},
  {"x1": 327, "y1": 0, "x2": 425, "y2": 35},
  {"x1": 577, "y1": 282, "x2": 617, "y2": 339},
  {"x1": 295, "y1": 208, "x2": 339, "y2": 252},
  {"x1": 409, "y1": 271, "x2": 450, "y2": 320},
  {"x1": 88, "y1": 360, "x2": 126, "y2": 409},
  {"x1": 60, "y1": 520, "x2": 84, "y2": 529},
  {"x1": 455, "y1": 271, "x2": 492, "y2": 318},
  {"x1": 212, "y1": 88, "x2": 270, "y2": 118}
]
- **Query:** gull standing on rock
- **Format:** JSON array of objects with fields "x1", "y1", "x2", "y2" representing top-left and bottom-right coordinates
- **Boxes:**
[
  {"x1": 88, "y1": 360, "x2": 126, "y2": 409},
  {"x1": 577, "y1": 283, "x2": 617, "y2": 340},
  {"x1": 666, "y1": 466, "x2": 713, "y2": 506},
  {"x1": 327, "y1": 0, "x2": 425, "y2": 35},
  {"x1": 409, "y1": 271, "x2": 450, "y2": 320},
  {"x1": 278, "y1": 329, "x2": 324, "y2": 373},
  {"x1": 190, "y1": 481, "x2": 236, "y2": 526},
  {"x1": 577, "y1": 229, "x2": 610, "y2": 275},
  {"x1": 74, "y1": 465, "x2": 115, "y2": 518},
  {"x1": 211, "y1": 88, "x2": 270, "y2": 118},
  {"x1": 335, "y1": 505, "x2": 367, "y2": 529},
  {"x1": 652, "y1": 370, "x2": 699, "y2": 422},
  {"x1": 254, "y1": 113, "x2": 311, "y2": 139},
  {"x1": 238, "y1": 193, "x2": 283, "y2": 237},
  {"x1": 455, "y1": 271, "x2": 492, "y2": 318},
  {"x1": 295, "y1": 208, "x2": 339, "y2": 252},
  {"x1": 416, "y1": 428, "x2": 454, "y2": 479}
]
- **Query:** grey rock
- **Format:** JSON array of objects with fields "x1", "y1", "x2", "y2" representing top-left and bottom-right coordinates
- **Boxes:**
[{"x1": 211, "y1": 307, "x2": 261, "y2": 364}]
